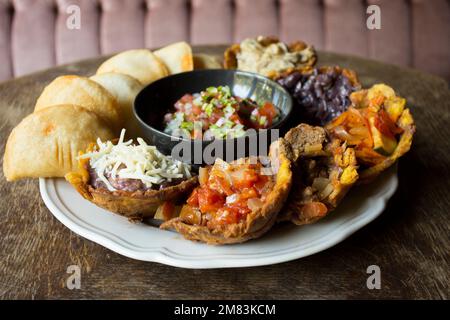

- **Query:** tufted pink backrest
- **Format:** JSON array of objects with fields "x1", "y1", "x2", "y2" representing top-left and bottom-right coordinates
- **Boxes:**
[{"x1": 0, "y1": 0, "x2": 449, "y2": 82}]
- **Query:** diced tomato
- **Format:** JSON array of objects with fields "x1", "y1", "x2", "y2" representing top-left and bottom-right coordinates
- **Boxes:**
[
  {"x1": 186, "y1": 188, "x2": 199, "y2": 207},
  {"x1": 374, "y1": 109, "x2": 403, "y2": 139},
  {"x1": 239, "y1": 187, "x2": 258, "y2": 200},
  {"x1": 299, "y1": 202, "x2": 328, "y2": 220},
  {"x1": 191, "y1": 104, "x2": 202, "y2": 116},
  {"x1": 209, "y1": 173, "x2": 234, "y2": 196},
  {"x1": 214, "y1": 205, "x2": 249, "y2": 225},
  {"x1": 187, "y1": 159, "x2": 271, "y2": 226},
  {"x1": 211, "y1": 208, "x2": 234, "y2": 226},
  {"x1": 175, "y1": 94, "x2": 193, "y2": 111},
  {"x1": 161, "y1": 201, "x2": 175, "y2": 221},
  {"x1": 210, "y1": 110, "x2": 224, "y2": 124},
  {"x1": 254, "y1": 175, "x2": 269, "y2": 193},
  {"x1": 228, "y1": 113, "x2": 244, "y2": 124},
  {"x1": 259, "y1": 102, "x2": 278, "y2": 126},
  {"x1": 197, "y1": 187, "x2": 225, "y2": 213},
  {"x1": 231, "y1": 168, "x2": 259, "y2": 189}
]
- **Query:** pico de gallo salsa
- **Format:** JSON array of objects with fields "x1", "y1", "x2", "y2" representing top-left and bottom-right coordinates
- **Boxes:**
[
  {"x1": 163, "y1": 85, "x2": 279, "y2": 140},
  {"x1": 179, "y1": 158, "x2": 274, "y2": 229}
]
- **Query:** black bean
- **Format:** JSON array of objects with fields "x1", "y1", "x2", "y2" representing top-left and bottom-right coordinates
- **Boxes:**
[
  {"x1": 284, "y1": 72, "x2": 302, "y2": 89},
  {"x1": 294, "y1": 80, "x2": 303, "y2": 92},
  {"x1": 278, "y1": 67, "x2": 357, "y2": 125}
]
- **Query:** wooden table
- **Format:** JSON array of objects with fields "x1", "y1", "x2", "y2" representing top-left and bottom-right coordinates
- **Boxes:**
[{"x1": 0, "y1": 46, "x2": 449, "y2": 300}]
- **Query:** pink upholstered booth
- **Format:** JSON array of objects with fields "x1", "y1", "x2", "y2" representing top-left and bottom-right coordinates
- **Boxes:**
[{"x1": 0, "y1": 0, "x2": 449, "y2": 82}]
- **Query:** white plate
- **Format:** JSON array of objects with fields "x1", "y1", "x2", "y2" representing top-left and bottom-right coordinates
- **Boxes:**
[{"x1": 39, "y1": 166, "x2": 397, "y2": 269}]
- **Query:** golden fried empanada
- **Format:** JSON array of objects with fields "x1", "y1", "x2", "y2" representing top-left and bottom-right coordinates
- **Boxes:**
[
  {"x1": 96, "y1": 49, "x2": 169, "y2": 86},
  {"x1": 90, "y1": 72, "x2": 143, "y2": 138},
  {"x1": 34, "y1": 75, "x2": 122, "y2": 131},
  {"x1": 3, "y1": 105, "x2": 114, "y2": 181},
  {"x1": 154, "y1": 41, "x2": 194, "y2": 74}
]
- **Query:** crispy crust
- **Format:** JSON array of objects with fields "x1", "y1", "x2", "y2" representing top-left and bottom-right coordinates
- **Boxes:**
[
  {"x1": 223, "y1": 43, "x2": 240, "y2": 70},
  {"x1": 223, "y1": 37, "x2": 317, "y2": 79},
  {"x1": 65, "y1": 146, "x2": 198, "y2": 221},
  {"x1": 358, "y1": 108, "x2": 415, "y2": 183},
  {"x1": 3, "y1": 105, "x2": 115, "y2": 181},
  {"x1": 325, "y1": 86, "x2": 416, "y2": 184},
  {"x1": 279, "y1": 124, "x2": 359, "y2": 225},
  {"x1": 160, "y1": 139, "x2": 293, "y2": 244}
]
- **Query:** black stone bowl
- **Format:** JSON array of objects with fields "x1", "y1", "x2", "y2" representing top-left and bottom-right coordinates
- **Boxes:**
[{"x1": 133, "y1": 69, "x2": 292, "y2": 166}]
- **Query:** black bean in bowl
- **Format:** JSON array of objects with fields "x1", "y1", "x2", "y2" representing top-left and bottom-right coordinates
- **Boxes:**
[{"x1": 277, "y1": 66, "x2": 361, "y2": 126}]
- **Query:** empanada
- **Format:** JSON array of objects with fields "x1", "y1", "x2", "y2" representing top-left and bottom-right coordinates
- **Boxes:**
[
  {"x1": 154, "y1": 41, "x2": 194, "y2": 74},
  {"x1": 34, "y1": 75, "x2": 122, "y2": 131},
  {"x1": 90, "y1": 72, "x2": 143, "y2": 138},
  {"x1": 3, "y1": 105, "x2": 114, "y2": 181},
  {"x1": 96, "y1": 49, "x2": 169, "y2": 86}
]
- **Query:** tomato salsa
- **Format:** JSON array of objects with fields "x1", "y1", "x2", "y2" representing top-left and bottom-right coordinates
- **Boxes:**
[
  {"x1": 163, "y1": 85, "x2": 279, "y2": 140},
  {"x1": 181, "y1": 158, "x2": 273, "y2": 228}
]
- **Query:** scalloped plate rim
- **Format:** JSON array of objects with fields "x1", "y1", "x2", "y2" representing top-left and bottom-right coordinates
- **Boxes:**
[{"x1": 39, "y1": 167, "x2": 398, "y2": 269}]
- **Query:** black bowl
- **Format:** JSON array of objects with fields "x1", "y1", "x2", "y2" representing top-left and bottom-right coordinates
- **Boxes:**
[{"x1": 133, "y1": 69, "x2": 292, "y2": 166}]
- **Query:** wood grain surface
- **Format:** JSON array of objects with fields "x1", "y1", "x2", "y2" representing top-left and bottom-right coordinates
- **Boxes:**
[{"x1": 0, "y1": 46, "x2": 449, "y2": 299}]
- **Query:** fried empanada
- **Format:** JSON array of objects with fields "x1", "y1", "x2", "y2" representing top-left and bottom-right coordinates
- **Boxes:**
[
  {"x1": 90, "y1": 72, "x2": 143, "y2": 138},
  {"x1": 193, "y1": 54, "x2": 223, "y2": 70},
  {"x1": 34, "y1": 75, "x2": 122, "y2": 131},
  {"x1": 154, "y1": 41, "x2": 194, "y2": 74},
  {"x1": 3, "y1": 105, "x2": 114, "y2": 181},
  {"x1": 96, "y1": 49, "x2": 169, "y2": 86}
]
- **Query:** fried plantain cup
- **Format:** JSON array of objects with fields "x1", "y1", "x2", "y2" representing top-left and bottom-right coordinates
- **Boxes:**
[
  {"x1": 278, "y1": 124, "x2": 359, "y2": 225},
  {"x1": 326, "y1": 84, "x2": 416, "y2": 183},
  {"x1": 160, "y1": 139, "x2": 293, "y2": 245},
  {"x1": 223, "y1": 36, "x2": 316, "y2": 79},
  {"x1": 65, "y1": 144, "x2": 198, "y2": 222}
]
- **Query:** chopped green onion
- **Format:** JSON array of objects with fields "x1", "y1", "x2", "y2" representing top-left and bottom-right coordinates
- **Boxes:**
[
  {"x1": 206, "y1": 86, "x2": 218, "y2": 94},
  {"x1": 204, "y1": 103, "x2": 214, "y2": 117},
  {"x1": 180, "y1": 121, "x2": 194, "y2": 131},
  {"x1": 259, "y1": 116, "x2": 267, "y2": 126}
]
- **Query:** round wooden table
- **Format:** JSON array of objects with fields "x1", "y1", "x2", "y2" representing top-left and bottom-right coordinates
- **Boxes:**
[{"x1": 0, "y1": 46, "x2": 449, "y2": 299}]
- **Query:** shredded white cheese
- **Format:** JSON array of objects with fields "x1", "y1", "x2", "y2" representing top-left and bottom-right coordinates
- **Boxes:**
[{"x1": 78, "y1": 129, "x2": 192, "y2": 191}]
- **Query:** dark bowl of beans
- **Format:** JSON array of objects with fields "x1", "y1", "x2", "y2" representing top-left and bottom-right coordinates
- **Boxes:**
[{"x1": 276, "y1": 66, "x2": 361, "y2": 126}]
